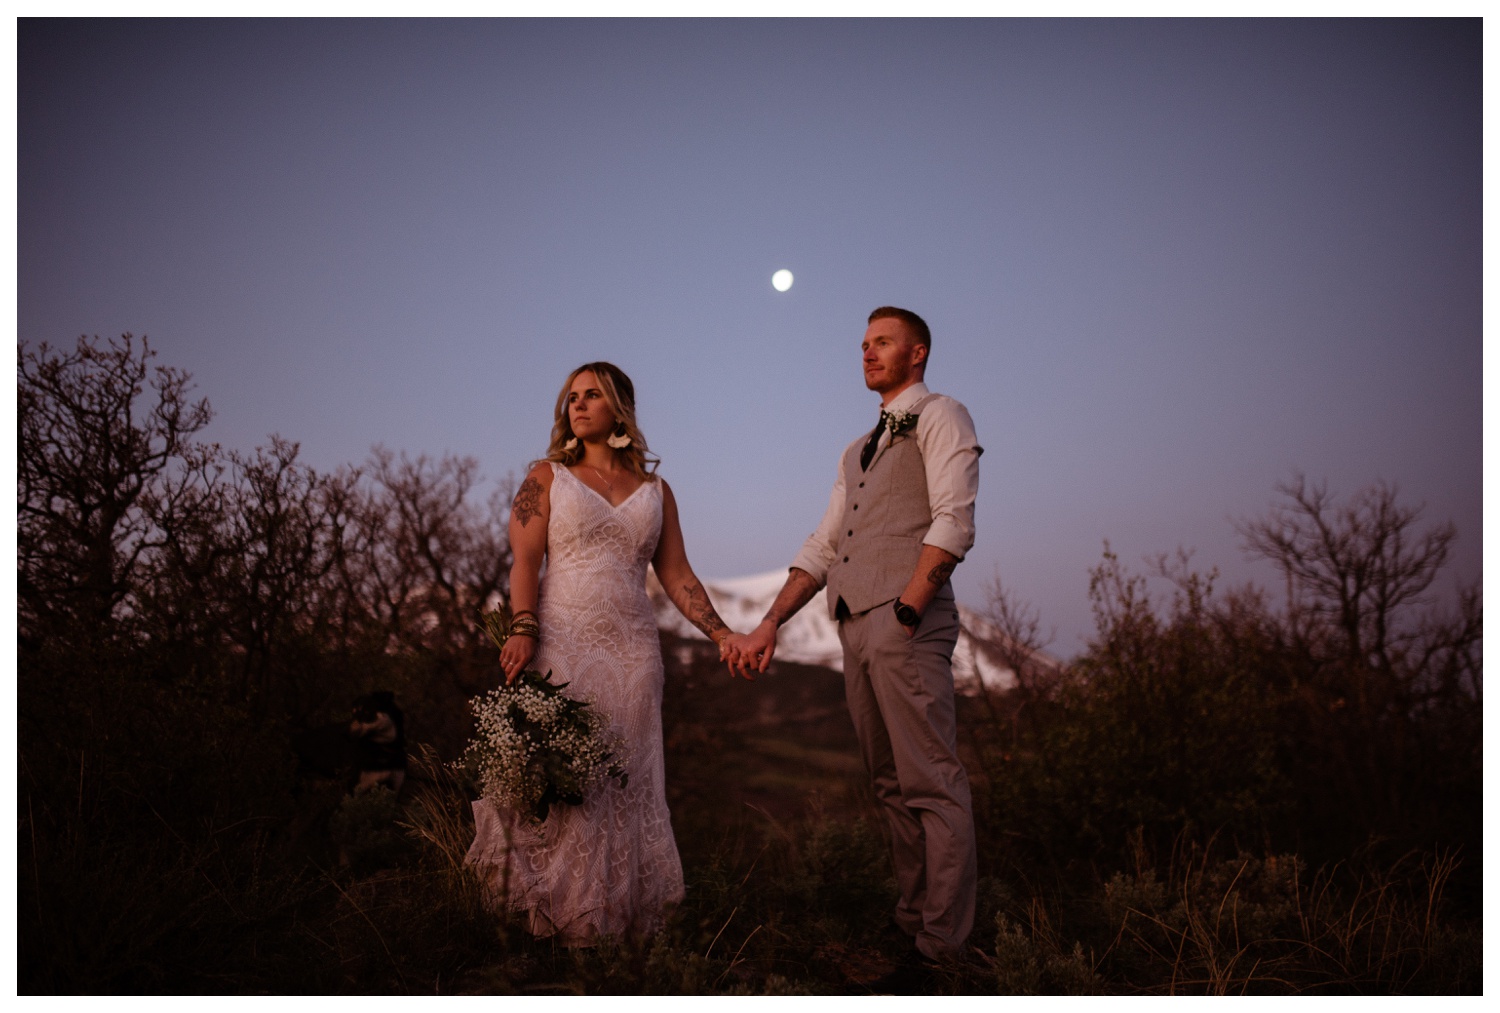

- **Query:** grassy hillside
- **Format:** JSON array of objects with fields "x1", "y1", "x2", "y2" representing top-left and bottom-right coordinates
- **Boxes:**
[{"x1": 19, "y1": 629, "x2": 1480, "y2": 994}]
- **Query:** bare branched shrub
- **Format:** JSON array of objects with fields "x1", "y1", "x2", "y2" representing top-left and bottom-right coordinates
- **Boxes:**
[
  {"x1": 1237, "y1": 475, "x2": 1460, "y2": 670},
  {"x1": 333, "y1": 447, "x2": 512, "y2": 659},
  {"x1": 981, "y1": 569, "x2": 1062, "y2": 698},
  {"x1": 18, "y1": 334, "x2": 212, "y2": 639},
  {"x1": 1237, "y1": 475, "x2": 1481, "y2": 849}
]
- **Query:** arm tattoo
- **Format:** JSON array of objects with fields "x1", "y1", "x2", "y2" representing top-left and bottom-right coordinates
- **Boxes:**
[
  {"x1": 681, "y1": 579, "x2": 729, "y2": 639},
  {"x1": 766, "y1": 568, "x2": 820, "y2": 626},
  {"x1": 926, "y1": 560, "x2": 957, "y2": 588},
  {"x1": 513, "y1": 476, "x2": 543, "y2": 528}
]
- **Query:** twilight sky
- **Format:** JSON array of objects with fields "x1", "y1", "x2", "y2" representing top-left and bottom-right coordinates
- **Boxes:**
[{"x1": 17, "y1": 19, "x2": 1482, "y2": 657}]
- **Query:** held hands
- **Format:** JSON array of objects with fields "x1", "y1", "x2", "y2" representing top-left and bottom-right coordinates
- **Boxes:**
[
  {"x1": 737, "y1": 619, "x2": 780, "y2": 675},
  {"x1": 714, "y1": 621, "x2": 778, "y2": 680},
  {"x1": 716, "y1": 632, "x2": 757, "y2": 681}
]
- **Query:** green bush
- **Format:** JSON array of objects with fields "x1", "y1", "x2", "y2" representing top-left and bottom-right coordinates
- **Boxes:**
[{"x1": 978, "y1": 551, "x2": 1289, "y2": 868}]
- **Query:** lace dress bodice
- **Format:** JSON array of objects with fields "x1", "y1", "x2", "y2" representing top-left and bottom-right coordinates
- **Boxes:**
[
  {"x1": 466, "y1": 463, "x2": 684, "y2": 943},
  {"x1": 538, "y1": 465, "x2": 663, "y2": 704}
]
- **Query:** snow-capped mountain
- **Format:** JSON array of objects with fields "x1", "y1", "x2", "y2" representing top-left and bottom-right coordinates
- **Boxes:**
[{"x1": 649, "y1": 570, "x2": 1059, "y2": 693}]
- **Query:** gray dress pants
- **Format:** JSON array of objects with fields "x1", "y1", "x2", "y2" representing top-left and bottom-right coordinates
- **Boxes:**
[{"x1": 838, "y1": 596, "x2": 977, "y2": 961}]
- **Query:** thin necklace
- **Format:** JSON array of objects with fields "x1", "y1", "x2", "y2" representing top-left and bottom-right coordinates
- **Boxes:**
[{"x1": 588, "y1": 464, "x2": 616, "y2": 493}]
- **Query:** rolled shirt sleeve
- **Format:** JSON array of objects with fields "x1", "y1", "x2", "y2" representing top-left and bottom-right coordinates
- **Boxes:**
[
  {"x1": 788, "y1": 436, "x2": 861, "y2": 586},
  {"x1": 916, "y1": 397, "x2": 982, "y2": 561}
]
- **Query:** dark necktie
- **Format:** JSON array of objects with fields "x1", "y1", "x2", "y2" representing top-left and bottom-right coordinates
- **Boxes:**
[{"x1": 859, "y1": 412, "x2": 889, "y2": 471}]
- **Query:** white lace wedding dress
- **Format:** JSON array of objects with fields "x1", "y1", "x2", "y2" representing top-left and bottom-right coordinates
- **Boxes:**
[{"x1": 465, "y1": 463, "x2": 684, "y2": 943}]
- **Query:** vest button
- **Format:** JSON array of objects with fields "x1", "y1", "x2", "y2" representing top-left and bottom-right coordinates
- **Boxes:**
[
  {"x1": 858, "y1": 482, "x2": 865, "y2": 488},
  {"x1": 847, "y1": 530, "x2": 853, "y2": 537},
  {"x1": 842, "y1": 556, "x2": 849, "y2": 563},
  {"x1": 852, "y1": 504, "x2": 858, "y2": 510}
]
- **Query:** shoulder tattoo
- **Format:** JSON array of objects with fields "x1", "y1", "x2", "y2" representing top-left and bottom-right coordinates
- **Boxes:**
[{"x1": 514, "y1": 475, "x2": 544, "y2": 528}]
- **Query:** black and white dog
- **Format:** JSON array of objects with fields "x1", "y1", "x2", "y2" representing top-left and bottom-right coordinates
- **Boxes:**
[
  {"x1": 349, "y1": 691, "x2": 407, "y2": 794},
  {"x1": 291, "y1": 691, "x2": 408, "y2": 796}
]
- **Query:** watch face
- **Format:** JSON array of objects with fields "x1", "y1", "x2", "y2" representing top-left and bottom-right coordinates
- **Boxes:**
[{"x1": 894, "y1": 601, "x2": 918, "y2": 626}]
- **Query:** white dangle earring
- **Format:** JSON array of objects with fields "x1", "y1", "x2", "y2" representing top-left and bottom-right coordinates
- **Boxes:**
[
  {"x1": 606, "y1": 427, "x2": 632, "y2": 449},
  {"x1": 563, "y1": 437, "x2": 579, "y2": 451}
]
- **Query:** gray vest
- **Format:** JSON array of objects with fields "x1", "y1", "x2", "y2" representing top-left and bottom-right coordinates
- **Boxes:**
[{"x1": 825, "y1": 394, "x2": 954, "y2": 620}]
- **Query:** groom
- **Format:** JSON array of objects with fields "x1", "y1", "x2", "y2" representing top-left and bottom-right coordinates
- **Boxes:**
[{"x1": 737, "y1": 306, "x2": 982, "y2": 970}]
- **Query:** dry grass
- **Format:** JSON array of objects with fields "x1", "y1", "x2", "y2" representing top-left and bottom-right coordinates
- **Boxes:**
[
  {"x1": 1091, "y1": 834, "x2": 1476, "y2": 994},
  {"x1": 20, "y1": 738, "x2": 1479, "y2": 995}
]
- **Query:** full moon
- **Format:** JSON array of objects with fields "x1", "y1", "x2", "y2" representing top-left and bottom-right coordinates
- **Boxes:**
[{"x1": 771, "y1": 269, "x2": 794, "y2": 292}]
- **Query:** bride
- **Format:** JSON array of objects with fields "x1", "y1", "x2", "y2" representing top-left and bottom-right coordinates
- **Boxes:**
[{"x1": 465, "y1": 361, "x2": 748, "y2": 944}]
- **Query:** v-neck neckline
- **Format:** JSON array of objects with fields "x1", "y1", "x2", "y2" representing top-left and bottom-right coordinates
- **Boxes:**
[{"x1": 561, "y1": 463, "x2": 650, "y2": 510}]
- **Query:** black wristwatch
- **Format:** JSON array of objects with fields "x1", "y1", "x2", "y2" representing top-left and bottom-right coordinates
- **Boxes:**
[{"x1": 893, "y1": 597, "x2": 920, "y2": 628}]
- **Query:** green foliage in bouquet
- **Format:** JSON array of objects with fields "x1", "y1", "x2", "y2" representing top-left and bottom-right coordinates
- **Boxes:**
[{"x1": 461, "y1": 605, "x2": 627, "y2": 823}]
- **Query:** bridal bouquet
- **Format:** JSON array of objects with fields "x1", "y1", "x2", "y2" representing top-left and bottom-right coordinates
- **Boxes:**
[{"x1": 459, "y1": 605, "x2": 628, "y2": 823}]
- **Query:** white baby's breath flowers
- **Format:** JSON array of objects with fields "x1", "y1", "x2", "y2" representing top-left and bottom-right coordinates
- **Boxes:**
[
  {"x1": 883, "y1": 408, "x2": 919, "y2": 437},
  {"x1": 461, "y1": 607, "x2": 628, "y2": 823}
]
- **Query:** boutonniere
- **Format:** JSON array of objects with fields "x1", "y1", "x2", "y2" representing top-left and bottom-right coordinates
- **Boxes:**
[{"x1": 884, "y1": 408, "x2": 919, "y2": 438}]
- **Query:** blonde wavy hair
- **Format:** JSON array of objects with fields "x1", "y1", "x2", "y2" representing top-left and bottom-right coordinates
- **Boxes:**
[{"x1": 539, "y1": 361, "x2": 658, "y2": 481}]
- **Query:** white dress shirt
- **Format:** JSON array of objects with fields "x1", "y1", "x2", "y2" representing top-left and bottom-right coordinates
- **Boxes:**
[{"x1": 790, "y1": 382, "x2": 982, "y2": 585}]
